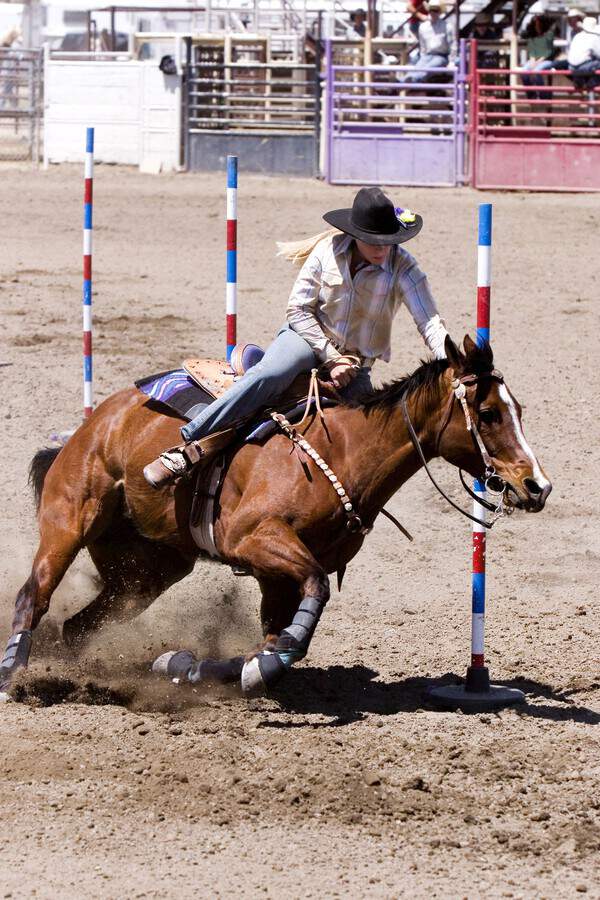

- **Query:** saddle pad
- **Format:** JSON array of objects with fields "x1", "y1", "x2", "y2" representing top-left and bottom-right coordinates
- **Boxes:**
[{"x1": 135, "y1": 369, "x2": 213, "y2": 421}]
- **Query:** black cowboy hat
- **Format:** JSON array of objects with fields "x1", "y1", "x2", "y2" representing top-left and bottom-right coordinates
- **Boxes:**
[{"x1": 323, "y1": 187, "x2": 423, "y2": 246}]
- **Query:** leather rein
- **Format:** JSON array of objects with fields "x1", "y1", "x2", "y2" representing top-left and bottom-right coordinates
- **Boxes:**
[{"x1": 401, "y1": 369, "x2": 509, "y2": 530}]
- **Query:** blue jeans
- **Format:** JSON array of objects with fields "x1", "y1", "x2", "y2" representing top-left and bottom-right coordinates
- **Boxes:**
[
  {"x1": 522, "y1": 58, "x2": 557, "y2": 100},
  {"x1": 180, "y1": 325, "x2": 373, "y2": 442},
  {"x1": 570, "y1": 58, "x2": 600, "y2": 90},
  {"x1": 403, "y1": 53, "x2": 449, "y2": 84}
]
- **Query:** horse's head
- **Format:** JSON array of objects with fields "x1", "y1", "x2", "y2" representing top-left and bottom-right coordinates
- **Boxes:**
[{"x1": 438, "y1": 335, "x2": 552, "y2": 512}]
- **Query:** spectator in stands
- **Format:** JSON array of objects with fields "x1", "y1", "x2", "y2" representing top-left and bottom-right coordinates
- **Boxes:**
[
  {"x1": 346, "y1": 8, "x2": 367, "y2": 40},
  {"x1": 406, "y1": 0, "x2": 429, "y2": 39},
  {"x1": 467, "y1": 12, "x2": 502, "y2": 69},
  {"x1": 566, "y1": 7, "x2": 585, "y2": 38},
  {"x1": 404, "y1": 0, "x2": 455, "y2": 83},
  {"x1": 531, "y1": 7, "x2": 583, "y2": 77},
  {"x1": 521, "y1": 14, "x2": 558, "y2": 99},
  {"x1": 568, "y1": 16, "x2": 600, "y2": 90}
]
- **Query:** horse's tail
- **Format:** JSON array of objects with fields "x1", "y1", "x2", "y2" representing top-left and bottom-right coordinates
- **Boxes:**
[{"x1": 29, "y1": 447, "x2": 62, "y2": 511}]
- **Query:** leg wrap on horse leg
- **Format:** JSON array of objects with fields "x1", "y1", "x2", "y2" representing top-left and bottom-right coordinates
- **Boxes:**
[
  {"x1": 241, "y1": 596, "x2": 327, "y2": 693},
  {"x1": 0, "y1": 630, "x2": 33, "y2": 689},
  {"x1": 152, "y1": 649, "x2": 244, "y2": 685},
  {"x1": 275, "y1": 596, "x2": 326, "y2": 664}
]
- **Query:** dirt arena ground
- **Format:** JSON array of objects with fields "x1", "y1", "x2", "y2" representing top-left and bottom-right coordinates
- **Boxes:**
[{"x1": 0, "y1": 166, "x2": 598, "y2": 898}]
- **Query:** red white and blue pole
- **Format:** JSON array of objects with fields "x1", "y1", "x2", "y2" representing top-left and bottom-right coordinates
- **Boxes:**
[
  {"x1": 83, "y1": 126, "x2": 94, "y2": 418},
  {"x1": 430, "y1": 202, "x2": 524, "y2": 710},
  {"x1": 226, "y1": 155, "x2": 237, "y2": 362},
  {"x1": 470, "y1": 203, "x2": 492, "y2": 674}
]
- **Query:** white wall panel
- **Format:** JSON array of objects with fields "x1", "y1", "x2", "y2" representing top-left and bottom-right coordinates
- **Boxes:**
[{"x1": 45, "y1": 59, "x2": 181, "y2": 171}]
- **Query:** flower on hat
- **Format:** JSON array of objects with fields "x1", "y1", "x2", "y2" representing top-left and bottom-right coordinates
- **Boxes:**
[{"x1": 395, "y1": 207, "x2": 417, "y2": 227}]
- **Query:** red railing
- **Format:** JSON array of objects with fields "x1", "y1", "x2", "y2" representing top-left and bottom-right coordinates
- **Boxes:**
[{"x1": 469, "y1": 43, "x2": 600, "y2": 190}]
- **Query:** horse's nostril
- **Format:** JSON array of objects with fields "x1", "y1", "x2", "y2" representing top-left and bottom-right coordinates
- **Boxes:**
[{"x1": 523, "y1": 477, "x2": 542, "y2": 496}]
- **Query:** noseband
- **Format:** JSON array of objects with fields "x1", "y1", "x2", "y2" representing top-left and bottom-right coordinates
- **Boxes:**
[{"x1": 401, "y1": 368, "x2": 509, "y2": 530}]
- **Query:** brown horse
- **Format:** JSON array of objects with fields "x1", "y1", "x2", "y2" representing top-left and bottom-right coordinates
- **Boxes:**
[{"x1": 0, "y1": 336, "x2": 551, "y2": 695}]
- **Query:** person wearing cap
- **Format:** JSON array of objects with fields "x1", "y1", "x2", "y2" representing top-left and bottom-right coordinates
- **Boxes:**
[
  {"x1": 144, "y1": 187, "x2": 449, "y2": 487},
  {"x1": 567, "y1": 16, "x2": 600, "y2": 89},
  {"x1": 404, "y1": 0, "x2": 456, "y2": 83},
  {"x1": 467, "y1": 13, "x2": 502, "y2": 68},
  {"x1": 346, "y1": 8, "x2": 367, "y2": 40}
]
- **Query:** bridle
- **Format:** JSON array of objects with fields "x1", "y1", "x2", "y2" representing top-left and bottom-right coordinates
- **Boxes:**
[{"x1": 401, "y1": 368, "x2": 511, "y2": 529}]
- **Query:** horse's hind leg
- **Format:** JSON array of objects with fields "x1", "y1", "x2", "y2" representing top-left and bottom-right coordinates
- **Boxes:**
[
  {"x1": 63, "y1": 519, "x2": 193, "y2": 651},
  {"x1": 0, "y1": 498, "x2": 86, "y2": 691}
]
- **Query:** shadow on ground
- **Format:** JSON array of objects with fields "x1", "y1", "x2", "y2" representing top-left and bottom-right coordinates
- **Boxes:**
[{"x1": 262, "y1": 665, "x2": 600, "y2": 726}]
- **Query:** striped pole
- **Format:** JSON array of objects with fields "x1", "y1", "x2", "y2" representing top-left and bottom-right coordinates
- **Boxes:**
[
  {"x1": 226, "y1": 155, "x2": 237, "y2": 362},
  {"x1": 83, "y1": 127, "x2": 94, "y2": 418},
  {"x1": 468, "y1": 203, "x2": 492, "y2": 683},
  {"x1": 429, "y1": 203, "x2": 524, "y2": 710}
]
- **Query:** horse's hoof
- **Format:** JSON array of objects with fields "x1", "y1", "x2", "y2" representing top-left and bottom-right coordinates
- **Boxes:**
[
  {"x1": 241, "y1": 657, "x2": 265, "y2": 694},
  {"x1": 241, "y1": 652, "x2": 288, "y2": 693},
  {"x1": 152, "y1": 651, "x2": 177, "y2": 676},
  {"x1": 0, "y1": 691, "x2": 11, "y2": 704},
  {"x1": 152, "y1": 650, "x2": 195, "y2": 681}
]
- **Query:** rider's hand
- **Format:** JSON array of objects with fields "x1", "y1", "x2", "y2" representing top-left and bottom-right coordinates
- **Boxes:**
[{"x1": 328, "y1": 359, "x2": 359, "y2": 389}]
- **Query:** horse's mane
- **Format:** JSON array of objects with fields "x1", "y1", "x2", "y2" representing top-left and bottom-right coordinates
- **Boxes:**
[{"x1": 347, "y1": 339, "x2": 494, "y2": 413}]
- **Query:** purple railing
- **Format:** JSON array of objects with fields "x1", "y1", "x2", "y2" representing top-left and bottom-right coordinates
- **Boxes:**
[{"x1": 324, "y1": 39, "x2": 468, "y2": 187}]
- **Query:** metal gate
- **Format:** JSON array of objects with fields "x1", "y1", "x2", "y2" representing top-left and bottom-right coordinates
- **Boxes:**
[
  {"x1": 184, "y1": 40, "x2": 318, "y2": 176},
  {"x1": 471, "y1": 58, "x2": 600, "y2": 192},
  {"x1": 0, "y1": 48, "x2": 43, "y2": 163},
  {"x1": 325, "y1": 41, "x2": 468, "y2": 187}
]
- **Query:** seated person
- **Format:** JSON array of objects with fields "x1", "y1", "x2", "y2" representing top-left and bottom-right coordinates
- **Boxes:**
[
  {"x1": 144, "y1": 188, "x2": 449, "y2": 487},
  {"x1": 568, "y1": 16, "x2": 600, "y2": 90},
  {"x1": 468, "y1": 13, "x2": 502, "y2": 69},
  {"x1": 531, "y1": 7, "x2": 583, "y2": 78},
  {"x1": 403, "y1": 1, "x2": 455, "y2": 84},
  {"x1": 521, "y1": 14, "x2": 558, "y2": 100}
]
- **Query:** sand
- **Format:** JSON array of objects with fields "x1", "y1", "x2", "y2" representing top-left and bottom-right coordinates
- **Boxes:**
[{"x1": 0, "y1": 164, "x2": 598, "y2": 898}]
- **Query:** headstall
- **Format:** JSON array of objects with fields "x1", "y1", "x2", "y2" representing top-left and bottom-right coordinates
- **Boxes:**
[{"x1": 401, "y1": 368, "x2": 511, "y2": 530}]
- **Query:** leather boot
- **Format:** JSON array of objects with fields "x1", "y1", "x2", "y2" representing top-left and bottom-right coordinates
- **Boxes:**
[
  {"x1": 143, "y1": 441, "x2": 204, "y2": 489},
  {"x1": 143, "y1": 428, "x2": 236, "y2": 490}
]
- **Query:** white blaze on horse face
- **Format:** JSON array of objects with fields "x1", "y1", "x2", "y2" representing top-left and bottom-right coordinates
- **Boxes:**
[{"x1": 498, "y1": 384, "x2": 550, "y2": 489}]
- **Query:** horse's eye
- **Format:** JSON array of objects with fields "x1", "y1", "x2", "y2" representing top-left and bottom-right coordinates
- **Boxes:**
[{"x1": 479, "y1": 408, "x2": 496, "y2": 425}]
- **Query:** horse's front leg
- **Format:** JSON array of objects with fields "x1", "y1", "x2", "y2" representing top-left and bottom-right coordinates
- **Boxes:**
[
  {"x1": 231, "y1": 517, "x2": 330, "y2": 693},
  {"x1": 152, "y1": 520, "x2": 329, "y2": 693}
]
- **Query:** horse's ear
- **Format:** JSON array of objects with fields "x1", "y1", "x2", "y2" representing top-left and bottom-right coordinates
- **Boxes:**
[
  {"x1": 444, "y1": 334, "x2": 464, "y2": 372},
  {"x1": 463, "y1": 334, "x2": 478, "y2": 356},
  {"x1": 463, "y1": 333, "x2": 494, "y2": 367}
]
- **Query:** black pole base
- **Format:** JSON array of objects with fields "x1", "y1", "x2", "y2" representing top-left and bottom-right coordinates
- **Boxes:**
[{"x1": 428, "y1": 665, "x2": 525, "y2": 713}]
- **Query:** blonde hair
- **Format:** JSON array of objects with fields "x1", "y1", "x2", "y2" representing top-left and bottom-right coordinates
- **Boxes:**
[{"x1": 276, "y1": 228, "x2": 341, "y2": 266}]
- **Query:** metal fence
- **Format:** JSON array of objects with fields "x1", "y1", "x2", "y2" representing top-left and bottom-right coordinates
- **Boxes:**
[
  {"x1": 470, "y1": 50, "x2": 600, "y2": 191},
  {"x1": 186, "y1": 58, "x2": 317, "y2": 133},
  {"x1": 184, "y1": 48, "x2": 319, "y2": 175},
  {"x1": 325, "y1": 40, "x2": 468, "y2": 187},
  {"x1": 0, "y1": 48, "x2": 43, "y2": 163}
]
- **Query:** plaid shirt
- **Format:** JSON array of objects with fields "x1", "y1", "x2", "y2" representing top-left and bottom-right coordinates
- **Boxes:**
[{"x1": 286, "y1": 232, "x2": 447, "y2": 367}]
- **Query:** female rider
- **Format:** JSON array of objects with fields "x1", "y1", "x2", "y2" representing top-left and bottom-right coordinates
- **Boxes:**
[{"x1": 144, "y1": 186, "x2": 449, "y2": 488}]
